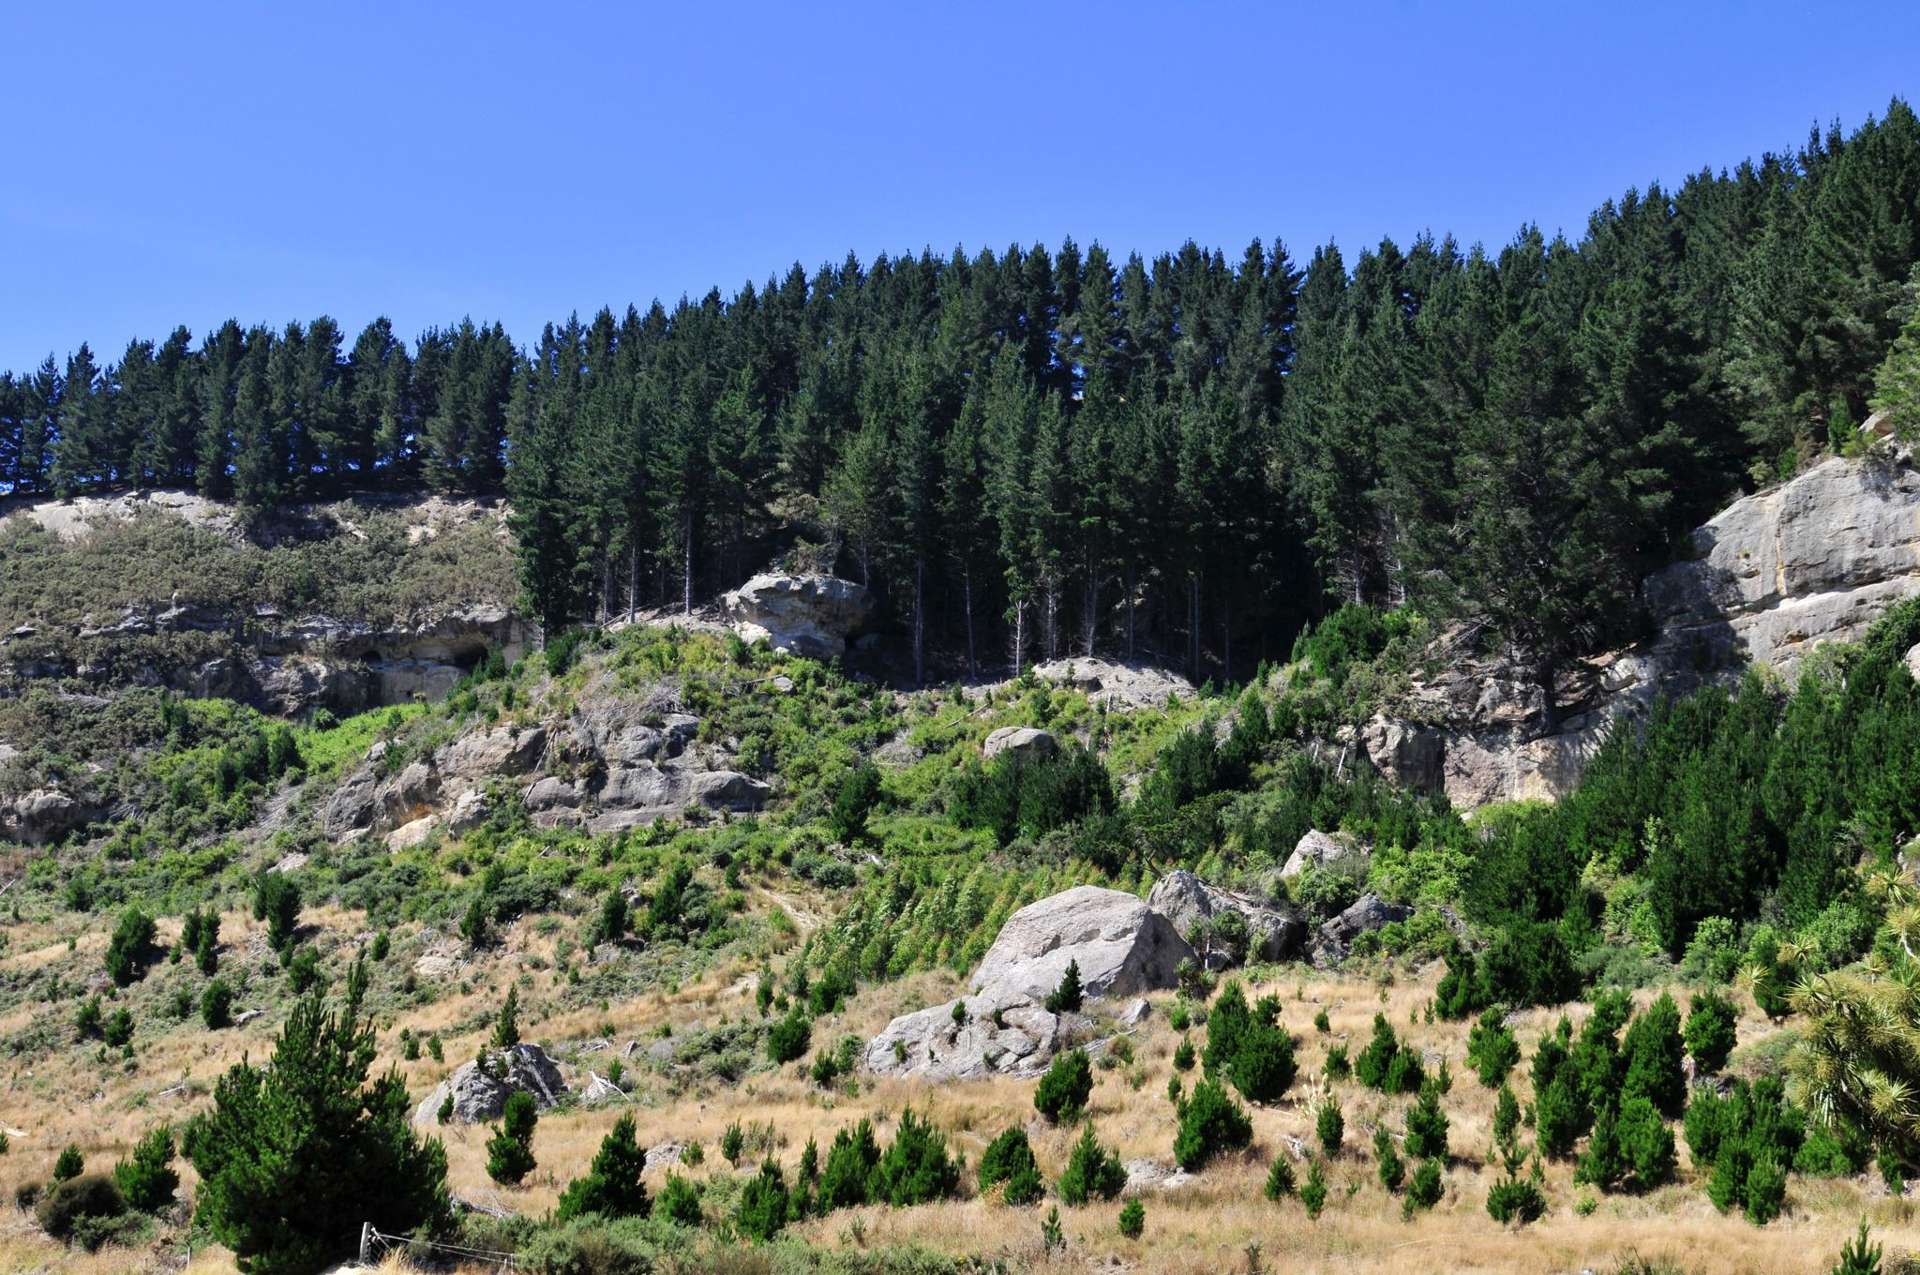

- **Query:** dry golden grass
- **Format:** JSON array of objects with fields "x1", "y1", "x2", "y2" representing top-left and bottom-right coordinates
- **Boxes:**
[{"x1": 10, "y1": 902, "x2": 1920, "y2": 1274}]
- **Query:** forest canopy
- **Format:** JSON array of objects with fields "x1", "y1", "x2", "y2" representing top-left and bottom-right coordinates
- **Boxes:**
[{"x1": 2, "y1": 102, "x2": 1917, "y2": 696}]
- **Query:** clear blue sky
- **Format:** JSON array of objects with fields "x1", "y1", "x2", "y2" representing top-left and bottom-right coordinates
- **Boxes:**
[{"x1": 3, "y1": 1, "x2": 1916, "y2": 373}]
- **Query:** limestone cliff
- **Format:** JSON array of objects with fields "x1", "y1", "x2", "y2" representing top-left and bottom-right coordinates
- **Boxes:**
[{"x1": 1366, "y1": 446, "x2": 1920, "y2": 808}]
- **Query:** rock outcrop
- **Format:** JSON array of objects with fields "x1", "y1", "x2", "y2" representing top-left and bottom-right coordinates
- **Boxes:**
[
  {"x1": 863, "y1": 998, "x2": 1083, "y2": 1081},
  {"x1": 864, "y1": 884, "x2": 1191, "y2": 1081},
  {"x1": 0, "y1": 491, "x2": 532, "y2": 715},
  {"x1": 0, "y1": 788, "x2": 100, "y2": 846},
  {"x1": 1363, "y1": 448, "x2": 1920, "y2": 808},
  {"x1": 969, "y1": 886, "x2": 1193, "y2": 1005},
  {"x1": 411, "y1": 1044, "x2": 568, "y2": 1127},
  {"x1": 1146, "y1": 870, "x2": 1305, "y2": 965},
  {"x1": 723, "y1": 574, "x2": 873, "y2": 660},
  {"x1": 1280, "y1": 829, "x2": 1364, "y2": 880},
  {"x1": 1311, "y1": 893, "x2": 1413, "y2": 967},
  {"x1": 982, "y1": 726, "x2": 1058, "y2": 762},
  {"x1": 320, "y1": 689, "x2": 769, "y2": 844}
]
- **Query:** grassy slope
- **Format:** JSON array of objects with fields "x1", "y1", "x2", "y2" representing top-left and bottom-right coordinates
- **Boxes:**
[{"x1": 2, "y1": 622, "x2": 1917, "y2": 1272}]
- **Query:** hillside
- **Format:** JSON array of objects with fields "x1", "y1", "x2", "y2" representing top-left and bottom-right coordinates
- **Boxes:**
[
  {"x1": 6, "y1": 514, "x2": 1920, "y2": 1271},
  {"x1": 7, "y1": 97, "x2": 1920, "y2": 1275}
]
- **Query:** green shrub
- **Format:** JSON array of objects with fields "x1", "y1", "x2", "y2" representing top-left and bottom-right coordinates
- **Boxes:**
[
  {"x1": 1044, "y1": 959, "x2": 1085, "y2": 1015},
  {"x1": 1435, "y1": 946, "x2": 1486, "y2": 1020},
  {"x1": 1620, "y1": 993, "x2": 1686, "y2": 1118},
  {"x1": 1316, "y1": 1095, "x2": 1345, "y2": 1155},
  {"x1": 102, "y1": 1008, "x2": 134, "y2": 1049},
  {"x1": 105, "y1": 907, "x2": 157, "y2": 986},
  {"x1": 252, "y1": 872, "x2": 301, "y2": 953},
  {"x1": 1118, "y1": 1197, "x2": 1145, "y2": 1238},
  {"x1": 485, "y1": 1091, "x2": 539, "y2": 1186},
  {"x1": 871, "y1": 1108, "x2": 960, "y2": 1206},
  {"x1": 1264, "y1": 1154, "x2": 1295, "y2": 1199},
  {"x1": 1486, "y1": 1172, "x2": 1546, "y2": 1225},
  {"x1": 554, "y1": 1114, "x2": 649, "y2": 1221},
  {"x1": 978, "y1": 1128, "x2": 1043, "y2": 1205},
  {"x1": 1744, "y1": 1149, "x2": 1787, "y2": 1225},
  {"x1": 1174, "y1": 1078, "x2": 1253, "y2": 1171},
  {"x1": 1374, "y1": 1125, "x2": 1404, "y2": 1192},
  {"x1": 1172, "y1": 1035, "x2": 1196, "y2": 1071},
  {"x1": 1684, "y1": 990, "x2": 1737, "y2": 1074},
  {"x1": 34, "y1": 1174, "x2": 126, "y2": 1245},
  {"x1": 1201, "y1": 981, "x2": 1249, "y2": 1076},
  {"x1": 113, "y1": 1126, "x2": 177, "y2": 1212},
  {"x1": 1229, "y1": 1009, "x2": 1298, "y2": 1104},
  {"x1": 199, "y1": 979, "x2": 234, "y2": 1029},
  {"x1": 767, "y1": 1008, "x2": 811, "y2": 1064},
  {"x1": 1466, "y1": 1008, "x2": 1521, "y2": 1088},
  {"x1": 52, "y1": 1144, "x2": 84, "y2": 1183},
  {"x1": 1300, "y1": 1160, "x2": 1328, "y2": 1218},
  {"x1": 818, "y1": 1119, "x2": 881, "y2": 1210},
  {"x1": 1617, "y1": 1096, "x2": 1677, "y2": 1190},
  {"x1": 1034, "y1": 1050, "x2": 1094, "y2": 1124},
  {"x1": 1404, "y1": 1158, "x2": 1443, "y2": 1215},
  {"x1": 74, "y1": 997, "x2": 104, "y2": 1039},
  {"x1": 1830, "y1": 1219, "x2": 1883, "y2": 1275},
  {"x1": 735, "y1": 1158, "x2": 790, "y2": 1240},
  {"x1": 1354, "y1": 1014, "x2": 1423, "y2": 1094},
  {"x1": 1058, "y1": 1122, "x2": 1127, "y2": 1205},
  {"x1": 656, "y1": 1173, "x2": 702, "y2": 1227},
  {"x1": 1404, "y1": 1078, "x2": 1449, "y2": 1160}
]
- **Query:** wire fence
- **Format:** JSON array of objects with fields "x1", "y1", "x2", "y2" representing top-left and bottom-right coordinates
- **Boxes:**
[{"x1": 361, "y1": 1222, "x2": 518, "y2": 1270}]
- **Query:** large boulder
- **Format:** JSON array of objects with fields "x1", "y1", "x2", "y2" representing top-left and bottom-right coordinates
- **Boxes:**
[
  {"x1": 971, "y1": 885, "x2": 1193, "y2": 1004},
  {"x1": 723, "y1": 574, "x2": 874, "y2": 660},
  {"x1": 863, "y1": 885, "x2": 1190, "y2": 1082},
  {"x1": 1280, "y1": 830, "x2": 1365, "y2": 880},
  {"x1": 1310, "y1": 893, "x2": 1413, "y2": 967},
  {"x1": 862, "y1": 996, "x2": 1079, "y2": 1081},
  {"x1": 1146, "y1": 871, "x2": 1305, "y2": 965},
  {"x1": 411, "y1": 1044, "x2": 568, "y2": 1127},
  {"x1": 0, "y1": 788, "x2": 97, "y2": 846},
  {"x1": 982, "y1": 726, "x2": 1058, "y2": 762}
]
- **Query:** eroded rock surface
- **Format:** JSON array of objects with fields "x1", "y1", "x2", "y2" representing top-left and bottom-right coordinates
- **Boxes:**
[
  {"x1": 1147, "y1": 870, "x2": 1305, "y2": 965},
  {"x1": 723, "y1": 573, "x2": 873, "y2": 660},
  {"x1": 970, "y1": 885, "x2": 1193, "y2": 1004},
  {"x1": 411, "y1": 1043, "x2": 568, "y2": 1127},
  {"x1": 1363, "y1": 450, "x2": 1920, "y2": 808}
]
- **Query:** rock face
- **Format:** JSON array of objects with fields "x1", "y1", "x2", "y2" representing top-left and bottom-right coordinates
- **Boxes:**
[
  {"x1": 863, "y1": 998, "x2": 1081, "y2": 1081},
  {"x1": 1280, "y1": 830, "x2": 1363, "y2": 880},
  {"x1": 864, "y1": 884, "x2": 1192, "y2": 1082},
  {"x1": 319, "y1": 691, "x2": 769, "y2": 844},
  {"x1": 1146, "y1": 870, "x2": 1305, "y2": 965},
  {"x1": 0, "y1": 490, "x2": 532, "y2": 716},
  {"x1": 982, "y1": 726, "x2": 1058, "y2": 762},
  {"x1": 411, "y1": 1044, "x2": 568, "y2": 1127},
  {"x1": 1005, "y1": 658, "x2": 1196, "y2": 711},
  {"x1": 723, "y1": 574, "x2": 873, "y2": 660},
  {"x1": 0, "y1": 788, "x2": 99, "y2": 846},
  {"x1": 970, "y1": 886, "x2": 1194, "y2": 1005},
  {"x1": 1311, "y1": 893, "x2": 1413, "y2": 967},
  {"x1": 1363, "y1": 449, "x2": 1920, "y2": 808}
]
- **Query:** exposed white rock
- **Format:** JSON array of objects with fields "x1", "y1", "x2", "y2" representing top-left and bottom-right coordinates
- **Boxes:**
[
  {"x1": 723, "y1": 573, "x2": 874, "y2": 660},
  {"x1": 411, "y1": 1044, "x2": 568, "y2": 1127},
  {"x1": 970, "y1": 885, "x2": 1194, "y2": 1005},
  {"x1": 1147, "y1": 871, "x2": 1305, "y2": 965},
  {"x1": 1280, "y1": 829, "x2": 1365, "y2": 880},
  {"x1": 1311, "y1": 893, "x2": 1413, "y2": 967},
  {"x1": 982, "y1": 726, "x2": 1058, "y2": 761}
]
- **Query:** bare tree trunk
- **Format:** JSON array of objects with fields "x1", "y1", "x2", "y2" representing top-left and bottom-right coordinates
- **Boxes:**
[
  {"x1": 682, "y1": 509, "x2": 694, "y2": 616},
  {"x1": 1124, "y1": 563, "x2": 1137, "y2": 662},
  {"x1": 1188, "y1": 574, "x2": 1202, "y2": 679},
  {"x1": 962, "y1": 567, "x2": 977, "y2": 679},
  {"x1": 1222, "y1": 593, "x2": 1232, "y2": 687},
  {"x1": 911, "y1": 555, "x2": 925, "y2": 688},
  {"x1": 1011, "y1": 599, "x2": 1025, "y2": 675},
  {"x1": 627, "y1": 542, "x2": 638, "y2": 624},
  {"x1": 1083, "y1": 550, "x2": 1099, "y2": 657}
]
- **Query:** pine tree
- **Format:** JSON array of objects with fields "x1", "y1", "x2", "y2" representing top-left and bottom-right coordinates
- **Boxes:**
[
  {"x1": 555, "y1": 1113, "x2": 649, "y2": 1221},
  {"x1": 183, "y1": 991, "x2": 449, "y2": 1273},
  {"x1": 485, "y1": 1091, "x2": 538, "y2": 1186}
]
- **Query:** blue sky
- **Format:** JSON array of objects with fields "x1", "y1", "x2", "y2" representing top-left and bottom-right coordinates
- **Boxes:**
[{"x1": 2, "y1": 1, "x2": 1916, "y2": 372}]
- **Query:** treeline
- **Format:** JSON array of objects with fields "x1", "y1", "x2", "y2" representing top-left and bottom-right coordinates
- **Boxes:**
[{"x1": 3, "y1": 103, "x2": 1917, "y2": 690}]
